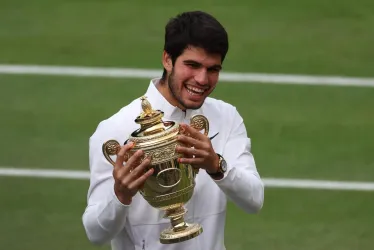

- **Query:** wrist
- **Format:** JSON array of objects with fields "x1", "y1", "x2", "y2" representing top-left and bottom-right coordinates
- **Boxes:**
[
  {"x1": 114, "y1": 188, "x2": 132, "y2": 205},
  {"x1": 207, "y1": 153, "x2": 227, "y2": 179},
  {"x1": 206, "y1": 154, "x2": 220, "y2": 174}
]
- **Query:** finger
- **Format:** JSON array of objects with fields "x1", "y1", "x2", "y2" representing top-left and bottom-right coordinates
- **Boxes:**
[
  {"x1": 176, "y1": 145, "x2": 207, "y2": 158},
  {"x1": 125, "y1": 149, "x2": 144, "y2": 170},
  {"x1": 128, "y1": 168, "x2": 155, "y2": 190},
  {"x1": 117, "y1": 150, "x2": 143, "y2": 179},
  {"x1": 115, "y1": 150, "x2": 145, "y2": 187},
  {"x1": 117, "y1": 150, "x2": 148, "y2": 182},
  {"x1": 181, "y1": 123, "x2": 207, "y2": 140},
  {"x1": 176, "y1": 147, "x2": 194, "y2": 160},
  {"x1": 115, "y1": 142, "x2": 135, "y2": 169},
  {"x1": 177, "y1": 134, "x2": 205, "y2": 149},
  {"x1": 178, "y1": 157, "x2": 204, "y2": 165},
  {"x1": 129, "y1": 156, "x2": 152, "y2": 180},
  {"x1": 181, "y1": 150, "x2": 194, "y2": 159}
]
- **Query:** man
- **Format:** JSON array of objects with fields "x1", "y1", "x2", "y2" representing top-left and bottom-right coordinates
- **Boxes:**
[{"x1": 83, "y1": 10, "x2": 264, "y2": 250}]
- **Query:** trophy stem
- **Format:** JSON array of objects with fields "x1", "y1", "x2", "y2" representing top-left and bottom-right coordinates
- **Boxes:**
[
  {"x1": 160, "y1": 205, "x2": 203, "y2": 244},
  {"x1": 165, "y1": 206, "x2": 188, "y2": 232}
]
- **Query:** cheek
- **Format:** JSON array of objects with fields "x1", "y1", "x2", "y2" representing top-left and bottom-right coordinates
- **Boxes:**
[
  {"x1": 181, "y1": 67, "x2": 195, "y2": 80},
  {"x1": 178, "y1": 70, "x2": 196, "y2": 87},
  {"x1": 208, "y1": 73, "x2": 219, "y2": 86}
]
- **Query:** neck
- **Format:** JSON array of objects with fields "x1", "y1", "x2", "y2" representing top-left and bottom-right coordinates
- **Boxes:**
[{"x1": 156, "y1": 79, "x2": 186, "y2": 111}]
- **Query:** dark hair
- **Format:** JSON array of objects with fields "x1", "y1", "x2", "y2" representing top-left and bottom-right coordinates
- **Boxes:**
[{"x1": 161, "y1": 11, "x2": 229, "y2": 80}]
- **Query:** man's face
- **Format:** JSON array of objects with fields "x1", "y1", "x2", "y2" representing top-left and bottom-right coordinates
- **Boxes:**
[{"x1": 167, "y1": 46, "x2": 222, "y2": 110}]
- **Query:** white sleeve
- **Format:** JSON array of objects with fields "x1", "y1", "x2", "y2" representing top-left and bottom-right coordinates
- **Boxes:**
[
  {"x1": 82, "y1": 124, "x2": 130, "y2": 245},
  {"x1": 214, "y1": 108, "x2": 264, "y2": 213}
]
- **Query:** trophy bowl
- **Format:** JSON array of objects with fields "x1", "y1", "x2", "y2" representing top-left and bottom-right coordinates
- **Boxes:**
[{"x1": 102, "y1": 96, "x2": 209, "y2": 244}]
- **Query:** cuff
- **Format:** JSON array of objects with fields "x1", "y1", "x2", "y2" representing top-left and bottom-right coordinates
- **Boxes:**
[
  {"x1": 111, "y1": 187, "x2": 132, "y2": 208},
  {"x1": 211, "y1": 165, "x2": 232, "y2": 183},
  {"x1": 96, "y1": 187, "x2": 131, "y2": 232}
]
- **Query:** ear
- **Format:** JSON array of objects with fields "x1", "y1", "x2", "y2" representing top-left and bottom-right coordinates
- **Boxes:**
[{"x1": 162, "y1": 51, "x2": 173, "y2": 72}]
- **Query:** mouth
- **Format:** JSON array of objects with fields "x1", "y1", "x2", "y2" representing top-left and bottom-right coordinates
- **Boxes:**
[{"x1": 184, "y1": 84, "x2": 207, "y2": 96}]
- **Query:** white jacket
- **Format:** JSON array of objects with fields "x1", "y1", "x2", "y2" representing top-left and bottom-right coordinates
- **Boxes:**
[{"x1": 82, "y1": 78, "x2": 264, "y2": 250}]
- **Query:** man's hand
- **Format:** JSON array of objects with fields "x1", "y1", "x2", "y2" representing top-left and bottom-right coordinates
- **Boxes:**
[
  {"x1": 175, "y1": 123, "x2": 219, "y2": 174},
  {"x1": 113, "y1": 142, "x2": 154, "y2": 205}
]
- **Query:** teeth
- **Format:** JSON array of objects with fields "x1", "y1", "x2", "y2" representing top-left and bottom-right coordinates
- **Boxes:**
[
  {"x1": 191, "y1": 87, "x2": 204, "y2": 93},
  {"x1": 186, "y1": 85, "x2": 205, "y2": 94},
  {"x1": 187, "y1": 88, "x2": 200, "y2": 96}
]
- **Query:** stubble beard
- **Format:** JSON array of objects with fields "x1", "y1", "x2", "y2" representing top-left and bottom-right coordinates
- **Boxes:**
[{"x1": 167, "y1": 69, "x2": 204, "y2": 110}]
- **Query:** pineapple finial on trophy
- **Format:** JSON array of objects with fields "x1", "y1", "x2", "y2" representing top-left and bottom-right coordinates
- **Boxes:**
[
  {"x1": 136, "y1": 96, "x2": 165, "y2": 129},
  {"x1": 139, "y1": 96, "x2": 156, "y2": 118},
  {"x1": 141, "y1": 96, "x2": 152, "y2": 114}
]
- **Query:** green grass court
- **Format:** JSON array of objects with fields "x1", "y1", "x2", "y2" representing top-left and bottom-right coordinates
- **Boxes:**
[{"x1": 1, "y1": 1, "x2": 374, "y2": 249}]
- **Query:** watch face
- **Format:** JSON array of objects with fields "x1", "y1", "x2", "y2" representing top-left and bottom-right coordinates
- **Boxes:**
[{"x1": 221, "y1": 159, "x2": 227, "y2": 172}]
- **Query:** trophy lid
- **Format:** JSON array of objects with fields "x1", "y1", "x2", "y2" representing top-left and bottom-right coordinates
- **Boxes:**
[{"x1": 129, "y1": 96, "x2": 179, "y2": 147}]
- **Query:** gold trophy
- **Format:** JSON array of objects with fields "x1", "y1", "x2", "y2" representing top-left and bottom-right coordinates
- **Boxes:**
[{"x1": 102, "y1": 96, "x2": 209, "y2": 244}]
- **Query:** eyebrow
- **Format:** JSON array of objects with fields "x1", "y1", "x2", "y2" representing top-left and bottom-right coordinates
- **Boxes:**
[{"x1": 183, "y1": 60, "x2": 222, "y2": 71}]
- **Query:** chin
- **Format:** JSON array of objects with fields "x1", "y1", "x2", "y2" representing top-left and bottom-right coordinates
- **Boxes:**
[{"x1": 183, "y1": 100, "x2": 205, "y2": 110}]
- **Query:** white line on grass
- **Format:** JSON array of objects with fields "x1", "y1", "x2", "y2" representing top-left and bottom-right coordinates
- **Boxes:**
[
  {"x1": 1, "y1": 64, "x2": 374, "y2": 87},
  {"x1": 0, "y1": 167, "x2": 90, "y2": 180},
  {"x1": 1, "y1": 167, "x2": 374, "y2": 191}
]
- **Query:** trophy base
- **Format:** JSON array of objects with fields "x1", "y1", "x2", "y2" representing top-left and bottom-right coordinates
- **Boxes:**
[{"x1": 160, "y1": 223, "x2": 203, "y2": 244}]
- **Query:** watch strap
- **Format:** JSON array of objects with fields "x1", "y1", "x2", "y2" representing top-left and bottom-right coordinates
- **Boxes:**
[{"x1": 207, "y1": 154, "x2": 225, "y2": 177}]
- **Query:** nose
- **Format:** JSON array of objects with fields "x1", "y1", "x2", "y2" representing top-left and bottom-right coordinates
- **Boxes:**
[{"x1": 194, "y1": 69, "x2": 209, "y2": 86}]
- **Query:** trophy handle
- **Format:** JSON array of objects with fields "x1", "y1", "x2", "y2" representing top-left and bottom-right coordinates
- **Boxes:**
[
  {"x1": 189, "y1": 115, "x2": 209, "y2": 176},
  {"x1": 190, "y1": 115, "x2": 209, "y2": 136},
  {"x1": 102, "y1": 140, "x2": 121, "y2": 166}
]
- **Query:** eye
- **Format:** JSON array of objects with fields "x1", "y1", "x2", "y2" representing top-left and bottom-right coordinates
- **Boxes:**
[
  {"x1": 186, "y1": 63, "x2": 200, "y2": 69},
  {"x1": 208, "y1": 67, "x2": 221, "y2": 73}
]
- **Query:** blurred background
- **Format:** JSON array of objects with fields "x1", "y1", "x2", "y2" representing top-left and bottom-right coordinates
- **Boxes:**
[{"x1": 1, "y1": 0, "x2": 374, "y2": 249}]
